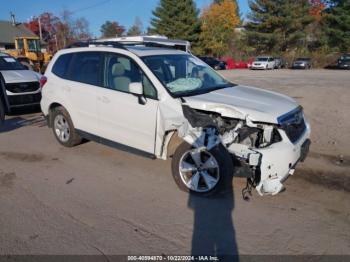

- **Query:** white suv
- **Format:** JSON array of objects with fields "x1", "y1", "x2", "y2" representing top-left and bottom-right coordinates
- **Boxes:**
[{"x1": 41, "y1": 42, "x2": 310, "y2": 197}]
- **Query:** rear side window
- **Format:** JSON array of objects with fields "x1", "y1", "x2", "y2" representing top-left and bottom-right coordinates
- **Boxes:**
[
  {"x1": 52, "y1": 53, "x2": 73, "y2": 78},
  {"x1": 66, "y1": 52, "x2": 103, "y2": 86}
]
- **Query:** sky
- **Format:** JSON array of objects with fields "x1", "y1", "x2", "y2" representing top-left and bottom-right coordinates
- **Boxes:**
[{"x1": 0, "y1": 0, "x2": 250, "y2": 37}]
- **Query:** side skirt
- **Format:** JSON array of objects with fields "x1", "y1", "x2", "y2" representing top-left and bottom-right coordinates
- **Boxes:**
[{"x1": 76, "y1": 129, "x2": 157, "y2": 160}]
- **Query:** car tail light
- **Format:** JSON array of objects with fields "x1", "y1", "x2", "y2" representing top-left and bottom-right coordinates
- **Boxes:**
[{"x1": 40, "y1": 76, "x2": 47, "y2": 88}]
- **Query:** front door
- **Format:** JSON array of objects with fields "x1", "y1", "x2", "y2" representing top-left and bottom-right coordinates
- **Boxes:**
[{"x1": 96, "y1": 52, "x2": 159, "y2": 154}]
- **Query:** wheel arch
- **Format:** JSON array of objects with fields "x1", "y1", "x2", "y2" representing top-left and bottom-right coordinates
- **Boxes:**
[
  {"x1": 47, "y1": 102, "x2": 64, "y2": 127},
  {"x1": 159, "y1": 130, "x2": 185, "y2": 160}
]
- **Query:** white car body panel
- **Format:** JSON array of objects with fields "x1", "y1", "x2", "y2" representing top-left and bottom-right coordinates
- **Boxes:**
[
  {"x1": 184, "y1": 85, "x2": 298, "y2": 124},
  {"x1": 254, "y1": 125, "x2": 310, "y2": 195},
  {"x1": 96, "y1": 87, "x2": 159, "y2": 153}
]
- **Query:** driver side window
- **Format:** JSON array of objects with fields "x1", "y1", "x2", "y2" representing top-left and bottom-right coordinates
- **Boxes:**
[{"x1": 103, "y1": 53, "x2": 157, "y2": 99}]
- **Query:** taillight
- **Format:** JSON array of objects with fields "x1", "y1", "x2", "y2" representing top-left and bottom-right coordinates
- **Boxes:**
[{"x1": 40, "y1": 76, "x2": 47, "y2": 88}]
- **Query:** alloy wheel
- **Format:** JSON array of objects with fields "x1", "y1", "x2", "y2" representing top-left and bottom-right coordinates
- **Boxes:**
[
  {"x1": 54, "y1": 114, "x2": 70, "y2": 143},
  {"x1": 178, "y1": 148, "x2": 220, "y2": 193}
]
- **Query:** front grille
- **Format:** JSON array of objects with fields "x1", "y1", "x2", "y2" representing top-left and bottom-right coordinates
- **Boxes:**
[
  {"x1": 278, "y1": 107, "x2": 306, "y2": 143},
  {"x1": 6, "y1": 81, "x2": 40, "y2": 93},
  {"x1": 8, "y1": 93, "x2": 41, "y2": 107}
]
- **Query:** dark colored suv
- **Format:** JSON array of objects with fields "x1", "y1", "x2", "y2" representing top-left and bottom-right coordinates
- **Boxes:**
[
  {"x1": 291, "y1": 58, "x2": 312, "y2": 69},
  {"x1": 198, "y1": 56, "x2": 227, "y2": 70},
  {"x1": 337, "y1": 54, "x2": 350, "y2": 69}
]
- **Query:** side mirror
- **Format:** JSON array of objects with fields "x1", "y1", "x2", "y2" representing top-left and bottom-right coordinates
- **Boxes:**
[
  {"x1": 129, "y1": 82, "x2": 146, "y2": 105},
  {"x1": 129, "y1": 82, "x2": 143, "y2": 96}
]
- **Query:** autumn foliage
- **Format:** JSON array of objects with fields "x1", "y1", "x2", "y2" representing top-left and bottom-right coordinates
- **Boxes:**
[
  {"x1": 309, "y1": 0, "x2": 326, "y2": 21},
  {"x1": 200, "y1": 0, "x2": 240, "y2": 56}
]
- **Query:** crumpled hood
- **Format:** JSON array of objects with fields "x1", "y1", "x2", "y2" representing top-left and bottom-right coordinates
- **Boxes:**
[
  {"x1": 0, "y1": 70, "x2": 41, "y2": 83},
  {"x1": 184, "y1": 85, "x2": 299, "y2": 124}
]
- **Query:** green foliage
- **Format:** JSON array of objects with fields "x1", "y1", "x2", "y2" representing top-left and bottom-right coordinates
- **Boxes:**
[
  {"x1": 322, "y1": 0, "x2": 350, "y2": 52},
  {"x1": 100, "y1": 21, "x2": 125, "y2": 38},
  {"x1": 127, "y1": 17, "x2": 143, "y2": 36},
  {"x1": 245, "y1": 0, "x2": 314, "y2": 54},
  {"x1": 149, "y1": 0, "x2": 200, "y2": 44}
]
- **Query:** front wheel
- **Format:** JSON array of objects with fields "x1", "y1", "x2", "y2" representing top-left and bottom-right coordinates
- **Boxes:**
[
  {"x1": 51, "y1": 106, "x2": 82, "y2": 147},
  {"x1": 171, "y1": 142, "x2": 234, "y2": 196}
]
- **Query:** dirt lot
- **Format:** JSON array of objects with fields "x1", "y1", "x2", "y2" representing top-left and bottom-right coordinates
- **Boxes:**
[{"x1": 0, "y1": 69, "x2": 349, "y2": 256}]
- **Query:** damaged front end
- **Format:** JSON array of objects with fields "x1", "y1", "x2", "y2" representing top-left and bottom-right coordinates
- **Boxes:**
[{"x1": 178, "y1": 104, "x2": 311, "y2": 198}]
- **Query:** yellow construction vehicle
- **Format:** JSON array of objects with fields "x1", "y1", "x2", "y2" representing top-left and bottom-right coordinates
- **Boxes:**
[{"x1": 3, "y1": 36, "x2": 52, "y2": 72}]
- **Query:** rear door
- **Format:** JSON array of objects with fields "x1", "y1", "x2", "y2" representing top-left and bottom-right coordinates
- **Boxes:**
[
  {"x1": 63, "y1": 51, "x2": 103, "y2": 135},
  {"x1": 96, "y1": 52, "x2": 159, "y2": 154}
]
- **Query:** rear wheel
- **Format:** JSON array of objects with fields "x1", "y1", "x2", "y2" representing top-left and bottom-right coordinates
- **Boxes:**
[
  {"x1": 51, "y1": 106, "x2": 82, "y2": 147},
  {"x1": 171, "y1": 142, "x2": 233, "y2": 196}
]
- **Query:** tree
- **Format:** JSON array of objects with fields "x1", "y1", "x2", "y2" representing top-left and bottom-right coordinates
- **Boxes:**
[
  {"x1": 54, "y1": 9, "x2": 92, "y2": 48},
  {"x1": 100, "y1": 21, "x2": 125, "y2": 38},
  {"x1": 213, "y1": 0, "x2": 241, "y2": 23},
  {"x1": 245, "y1": 0, "x2": 314, "y2": 54},
  {"x1": 199, "y1": 0, "x2": 240, "y2": 56},
  {"x1": 25, "y1": 12, "x2": 59, "y2": 42},
  {"x1": 309, "y1": 0, "x2": 326, "y2": 21},
  {"x1": 127, "y1": 17, "x2": 143, "y2": 36},
  {"x1": 74, "y1": 17, "x2": 91, "y2": 40},
  {"x1": 322, "y1": 0, "x2": 350, "y2": 52},
  {"x1": 149, "y1": 0, "x2": 200, "y2": 44},
  {"x1": 307, "y1": 0, "x2": 327, "y2": 51}
]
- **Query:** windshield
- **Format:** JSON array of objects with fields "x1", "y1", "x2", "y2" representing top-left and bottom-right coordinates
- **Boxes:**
[
  {"x1": 256, "y1": 57, "x2": 268, "y2": 62},
  {"x1": 296, "y1": 58, "x2": 310, "y2": 61},
  {"x1": 142, "y1": 54, "x2": 233, "y2": 97},
  {"x1": 340, "y1": 55, "x2": 350, "y2": 61},
  {"x1": 0, "y1": 56, "x2": 26, "y2": 70}
]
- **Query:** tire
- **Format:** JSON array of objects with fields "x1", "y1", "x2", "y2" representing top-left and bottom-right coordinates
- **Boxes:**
[
  {"x1": 50, "y1": 106, "x2": 82, "y2": 147},
  {"x1": 0, "y1": 99, "x2": 5, "y2": 126},
  {"x1": 171, "y1": 141, "x2": 234, "y2": 196}
]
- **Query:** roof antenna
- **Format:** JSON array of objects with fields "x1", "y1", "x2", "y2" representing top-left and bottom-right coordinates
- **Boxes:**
[{"x1": 10, "y1": 12, "x2": 16, "y2": 26}]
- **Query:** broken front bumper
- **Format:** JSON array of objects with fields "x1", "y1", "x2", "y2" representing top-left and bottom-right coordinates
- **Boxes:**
[{"x1": 254, "y1": 123, "x2": 311, "y2": 195}]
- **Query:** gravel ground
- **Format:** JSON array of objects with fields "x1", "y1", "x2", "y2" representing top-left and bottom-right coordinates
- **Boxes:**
[{"x1": 0, "y1": 69, "x2": 349, "y2": 256}]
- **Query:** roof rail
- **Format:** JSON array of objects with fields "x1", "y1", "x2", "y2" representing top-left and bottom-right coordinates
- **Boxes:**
[
  {"x1": 64, "y1": 39, "x2": 189, "y2": 52},
  {"x1": 64, "y1": 41, "x2": 127, "y2": 49}
]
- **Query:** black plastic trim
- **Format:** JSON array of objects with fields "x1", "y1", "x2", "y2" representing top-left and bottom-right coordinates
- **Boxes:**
[{"x1": 76, "y1": 129, "x2": 156, "y2": 159}]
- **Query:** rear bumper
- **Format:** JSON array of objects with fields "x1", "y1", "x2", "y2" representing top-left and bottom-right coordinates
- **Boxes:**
[{"x1": 291, "y1": 65, "x2": 307, "y2": 69}]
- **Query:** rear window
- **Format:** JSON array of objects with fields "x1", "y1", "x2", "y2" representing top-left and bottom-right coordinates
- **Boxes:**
[
  {"x1": 52, "y1": 52, "x2": 103, "y2": 87},
  {"x1": 52, "y1": 53, "x2": 73, "y2": 78},
  {"x1": 67, "y1": 52, "x2": 103, "y2": 86}
]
